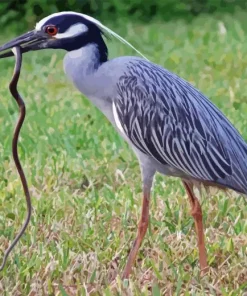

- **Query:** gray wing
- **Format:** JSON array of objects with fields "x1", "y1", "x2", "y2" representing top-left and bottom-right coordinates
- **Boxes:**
[{"x1": 114, "y1": 60, "x2": 247, "y2": 194}]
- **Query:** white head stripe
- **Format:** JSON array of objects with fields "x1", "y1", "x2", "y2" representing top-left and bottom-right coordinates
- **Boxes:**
[
  {"x1": 55, "y1": 23, "x2": 88, "y2": 39},
  {"x1": 35, "y1": 11, "x2": 148, "y2": 60}
]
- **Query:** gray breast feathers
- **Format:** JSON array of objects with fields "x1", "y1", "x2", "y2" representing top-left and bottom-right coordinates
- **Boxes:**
[{"x1": 113, "y1": 60, "x2": 247, "y2": 194}]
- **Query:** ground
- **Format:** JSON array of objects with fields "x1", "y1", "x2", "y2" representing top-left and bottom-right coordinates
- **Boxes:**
[{"x1": 0, "y1": 11, "x2": 247, "y2": 296}]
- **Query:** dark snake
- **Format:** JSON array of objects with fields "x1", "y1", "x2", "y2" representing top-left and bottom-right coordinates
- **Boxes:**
[{"x1": 0, "y1": 46, "x2": 32, "y2": 271}]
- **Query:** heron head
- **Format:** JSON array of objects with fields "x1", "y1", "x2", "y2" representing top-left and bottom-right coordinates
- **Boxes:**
[{"x1": 0, "y1": 12, "x2": 107, "y2": 58}]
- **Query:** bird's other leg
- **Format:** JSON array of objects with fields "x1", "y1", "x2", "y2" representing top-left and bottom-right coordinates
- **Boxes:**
[
  {"x1": 122, "y1": 166, "x2": 155, "y2": 279},
  {"x1": 183, "y1": 180, "x2": 208, "y2": 275}
]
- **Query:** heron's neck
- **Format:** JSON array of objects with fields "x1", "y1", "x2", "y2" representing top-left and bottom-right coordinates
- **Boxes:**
[
  {"x1": 63, "y1": 33, "x2": 108, "y2": 76},
  {"x1": 64, "y1": 41, "x2": 107, "y2": 71},
  {"x1": 64, "y1": 43, "x2": 106, "y2": 93},
  {"x1": 63, "y1": 43, "x2": 114, "y2": 121}
]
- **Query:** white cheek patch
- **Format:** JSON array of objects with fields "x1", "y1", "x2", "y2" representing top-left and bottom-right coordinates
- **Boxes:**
[
  {"x1": 56, "y1": 23, "x2": 88, "y2": 39},
  {"x1": 35, "y1": 17, "x2": 88, "y2": 39}
]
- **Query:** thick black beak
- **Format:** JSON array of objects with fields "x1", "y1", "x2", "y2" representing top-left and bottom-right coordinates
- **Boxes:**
[{"x1": 0, "y1": 30, "x2": 47, "y2": 59}]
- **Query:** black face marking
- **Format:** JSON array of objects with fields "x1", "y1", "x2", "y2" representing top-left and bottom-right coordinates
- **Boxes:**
[{"x1": 41, "y1": 14, "x2": 108, "y2": 63}]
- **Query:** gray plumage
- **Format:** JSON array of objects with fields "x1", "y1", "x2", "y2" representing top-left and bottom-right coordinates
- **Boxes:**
[
  {"x1": 65, "y1": 47, "x2": 247, "y2": 195},
  {"x1": 115, "y1": 60, "x2": 247, "y2": 194}
]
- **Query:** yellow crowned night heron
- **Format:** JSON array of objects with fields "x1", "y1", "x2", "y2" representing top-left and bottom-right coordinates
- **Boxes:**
[{"x1": 0, "y1": 12, "x2": 246, "y2": 279}]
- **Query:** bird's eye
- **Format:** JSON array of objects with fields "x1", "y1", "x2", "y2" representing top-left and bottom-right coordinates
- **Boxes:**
[{"x1": 45, "y1": 25, "x2": 58, "y2": 36}]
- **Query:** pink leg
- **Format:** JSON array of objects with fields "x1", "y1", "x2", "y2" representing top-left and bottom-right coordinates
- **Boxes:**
[
  {"x1": 122, "y1": 186, "x2": 150, "y2": 279},
  {"x1": 183, "y1": 181, "x2": 209, "y2": 274}
]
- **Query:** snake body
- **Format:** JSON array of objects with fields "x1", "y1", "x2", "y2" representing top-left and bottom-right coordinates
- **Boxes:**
[{"x1": 0, "y1": 46, "x2": 32, "y2": 271}]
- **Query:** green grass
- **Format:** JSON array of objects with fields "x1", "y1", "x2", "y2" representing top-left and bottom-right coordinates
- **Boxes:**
[{"x1": 1, "y1": 11, "x2": 247, "y2": 295}]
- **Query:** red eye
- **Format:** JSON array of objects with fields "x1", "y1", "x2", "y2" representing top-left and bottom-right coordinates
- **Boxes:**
[{"x1": 45, "y1": 25, "x2": 58, "y2": 36}]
